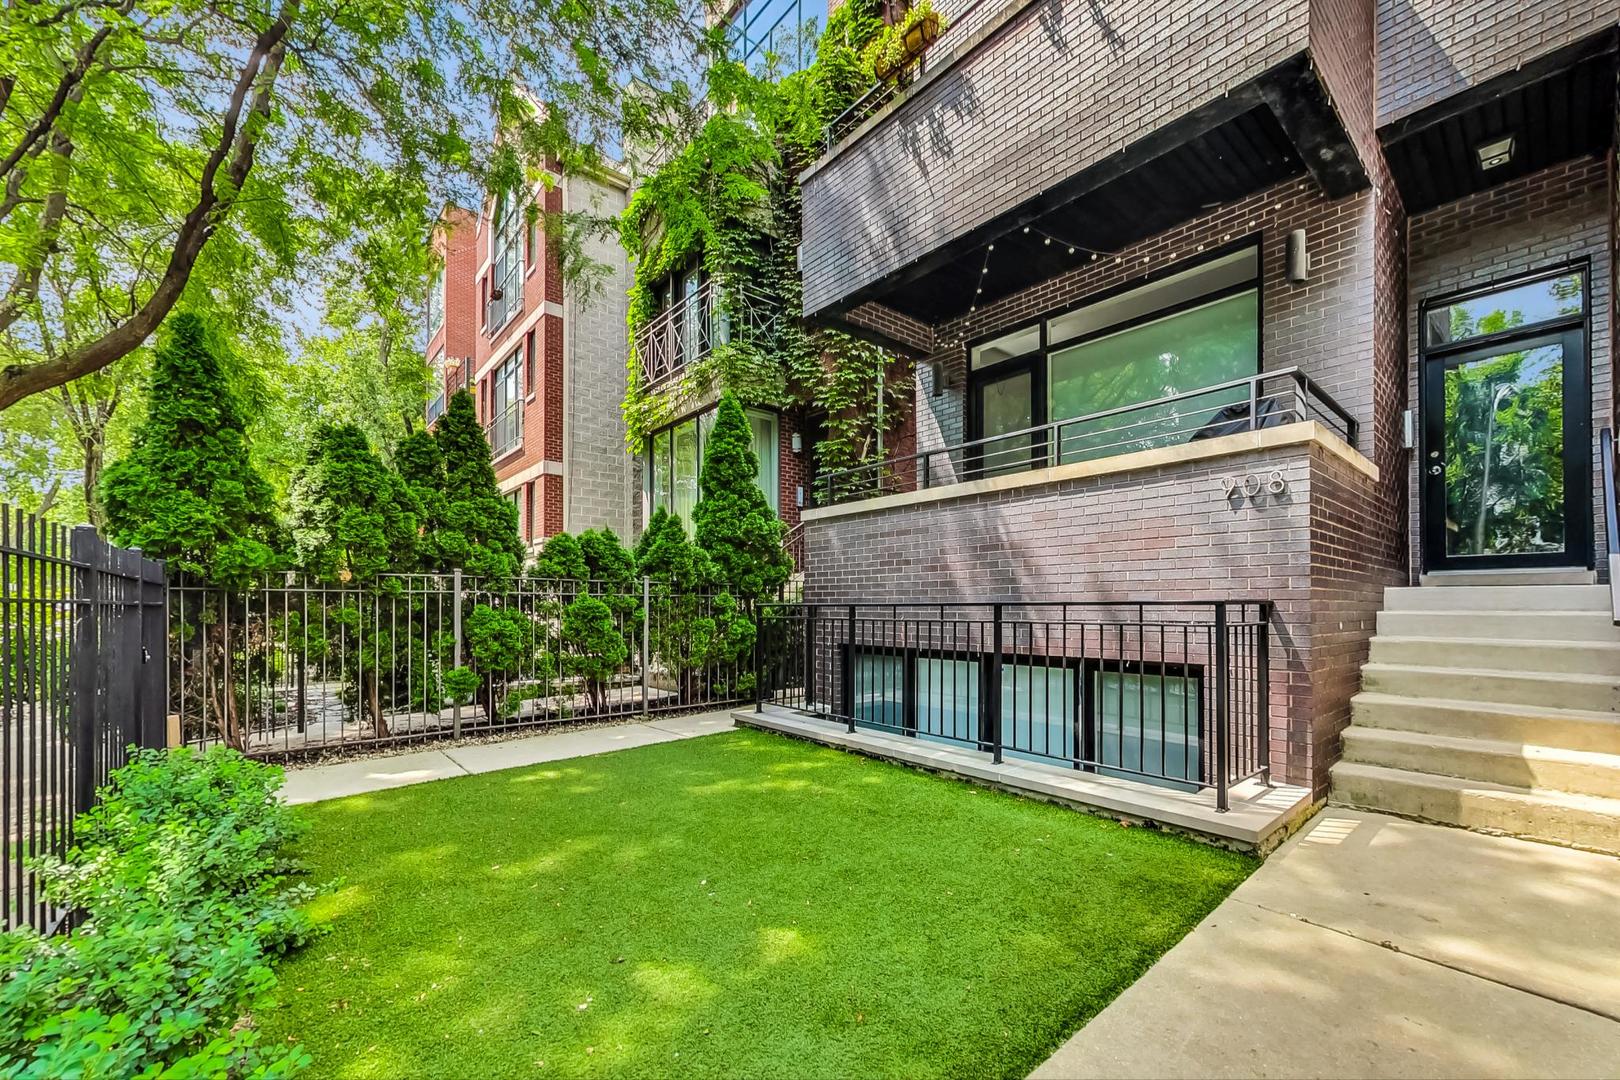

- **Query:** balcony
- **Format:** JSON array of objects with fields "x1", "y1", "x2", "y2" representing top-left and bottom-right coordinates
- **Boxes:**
[
  {"x1": 485, "y1": 400, "x2": 523, "y2": 459},
  {"x1": 634, "y1": 279, "x2": 776, "y2": 391},
  {"x1": 798, "y1": 0, "x2": 1371, "y2": 334},
  {"x1": 485, "y1": 257, "x2": 522, "y2": 334},
  {"x1": 426, "y1": 391, "x2": 446, "y2": 426},
  {"x1": 813, "y1": 368, "x2": 1356, "y2": 507}
]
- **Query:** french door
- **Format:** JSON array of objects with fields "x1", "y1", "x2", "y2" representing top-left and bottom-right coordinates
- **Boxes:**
[{"x1": 1419, "y1": 266, "x2": 1591, "y2": 572}]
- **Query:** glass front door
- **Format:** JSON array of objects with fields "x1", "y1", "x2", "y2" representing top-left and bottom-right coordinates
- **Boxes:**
[{"x1": 1420, "y1": 266, "x2": 1590, "y2": 572}]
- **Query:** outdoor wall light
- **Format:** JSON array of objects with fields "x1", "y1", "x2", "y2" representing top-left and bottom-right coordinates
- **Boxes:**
[
  {"x1": 791, "y1": 432, "x2": 803, "y2": 454},
  {"x1": 1476, "y1": 135, "x2": 1515, "y2": 171},
  {"x1": 1287, "y1": 229, "x2": 1311, "y2": 284},
  {"x1": 930, "y1": 360, "x2": 945, "y2": 396}
]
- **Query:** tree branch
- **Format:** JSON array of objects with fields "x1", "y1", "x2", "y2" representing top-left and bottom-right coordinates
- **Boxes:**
[{"x1": 0, "y1": 2, "x2": 297, "y2": 411}]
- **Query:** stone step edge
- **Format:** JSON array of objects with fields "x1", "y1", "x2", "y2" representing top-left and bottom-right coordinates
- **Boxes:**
[
  {"x1": 1351, "y1": 690, "x2": 1620, "y2": 724},
  {"x1": 1341, "y1": 725, "x2": 1620, "y2": 779},
  {"x1": 1331, "y1": 760, "x2": 1620, "y2": 815},
  {"x1": 1361, "y1": 662, "x2": 1620, "y2": 688}
]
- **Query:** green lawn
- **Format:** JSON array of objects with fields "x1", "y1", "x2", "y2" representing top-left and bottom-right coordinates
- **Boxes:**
[{"x1": 261, "y1": 728, "x2": 1254, "y2": 1079}]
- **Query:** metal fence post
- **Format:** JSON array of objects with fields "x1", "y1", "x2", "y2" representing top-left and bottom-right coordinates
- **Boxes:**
[
  {"x1": 452, "y1": 568, "x2": 463, "y2": 739},
  {"x1": 804, "y1": 604, "x2": 816, "y2": 708},
  {"x1": 1214, "y1": 601, "x2": 1230, "y2": 812},
  {"x1": 69, "y1": 526, "x2": 101, "y2": 816},
  {"x1": 843, "y1": 603, "x2": 856, "y2": 732},
  {"x1": 988, "y1": 603, "x2": 1003, "y2": 764},
  {"x1": 146, "y1": 558, "x2": 170, "y2": 749},
  {"x1": 1257, "y1": 602, "x2": 1271, "y2": 787},
  {"x1": 641, "y1": 576, "x2": 651, "y2": 716},
  {"x1": 754, "y1": 603, "x2": 764, "y2": 714}
]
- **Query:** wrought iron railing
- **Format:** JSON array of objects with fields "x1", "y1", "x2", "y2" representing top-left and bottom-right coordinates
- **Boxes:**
[
  {"x1": 633, "y1": 279, "x2": 776, "y2": 391},
  {"x1": 168, "y1": 575, "x2": 779, "y2": 759},
  {"x1": 486, "y1": 250, "x2": 523, "y2": 333},
  {"x1": 426, "y1": 391, "x2": 446, "y2": 426},
  {"x1": 815, "y1": 367, "x2": 1358, "y2": 506},
  {"x1": 485, "y1": 400, "x2": 523, "y2": 458},
  {"x1": 756, "y1": 599, "x2": 1271, "y2": 810}
]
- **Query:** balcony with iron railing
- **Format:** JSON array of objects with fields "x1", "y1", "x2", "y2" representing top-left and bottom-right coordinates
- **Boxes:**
[
  {"x1": 426, "y1": 391, "x2": 446, "y2": 426},
  {"x1": 485, "y1": 254, "x2": 523, "y2": 335},
  {"x1": 634, "y1": 279, "x2": 777, "y2": 392},
  {"x1": 485, "y1": 400, "x2": 524, "y2": 459},
  {"x1": 813, "y1": 368, "x2": 1358, "y2": 508}
]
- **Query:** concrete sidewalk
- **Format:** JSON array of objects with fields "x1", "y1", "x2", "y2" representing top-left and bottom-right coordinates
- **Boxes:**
[
  {"x1": 1034, "y1": 809, "x2": 1620, "y2": 1079},
  {"x1": 277, "y1": 709, "x2": 736, "y2": 804}
]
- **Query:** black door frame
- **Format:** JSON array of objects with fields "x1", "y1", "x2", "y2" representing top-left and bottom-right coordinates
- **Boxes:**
[
  {"x1": 1418, "y1": 262, "x2": 1592, "y2": 572},
  {"x1": 966, "y1": 350, "x2": 1047, "y2": 477}
]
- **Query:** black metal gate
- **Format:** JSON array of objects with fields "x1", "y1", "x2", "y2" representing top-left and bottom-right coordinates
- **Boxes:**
[{"x1": 1, "y1": 505, "x2": 167, "y2": 933}]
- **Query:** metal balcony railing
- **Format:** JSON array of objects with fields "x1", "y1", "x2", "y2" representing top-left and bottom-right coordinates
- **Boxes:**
[
  {"x1": 426, "y1": 392, "x2": 446, "y2": 426},
  {"x1": 485, "y1": 401, "x2": 523, "y2": 458},
  {"x1": 815, "y1": 367, "x2": 1358, "y2": 507},
  {"x1": 485, "y1": 255, "x2": 522, "y2": 333},
  {"x1": 634, "y1": 279, "x2": 776, "y2": 391}
]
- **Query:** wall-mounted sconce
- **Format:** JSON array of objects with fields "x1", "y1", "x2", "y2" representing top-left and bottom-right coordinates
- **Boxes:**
[
  {"x1": 1286, "y1": 229, "x2": 1310, "y2": 284},
  {"x1": 930, "y1": 360, "x2": 945, "y2": 396},
  {"x1": 791, "y1": 431, "x2": 803, "y2": 454}
]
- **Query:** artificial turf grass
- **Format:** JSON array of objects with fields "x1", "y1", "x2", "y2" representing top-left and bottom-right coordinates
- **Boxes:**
[{"x1": 261, "y1": 728, "x2": 1255, "y2": 1079}]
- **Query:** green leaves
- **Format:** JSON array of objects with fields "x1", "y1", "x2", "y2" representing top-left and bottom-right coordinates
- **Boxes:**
[
  {"x1": 99, "y1": 313, "x2": 282, "y2": 587},
  {"x1": 693, "y1": 394, "x2": 791, "y2": 602},
  {"x1": 288, "y1": 423, "x2": 419, "y2": 583},
  {"x1": 431, "y1": 390, "x2": 524, "y2": 582},
  {"x1": 0, "y1": 748, "x2": 317, "y2": 1078}
]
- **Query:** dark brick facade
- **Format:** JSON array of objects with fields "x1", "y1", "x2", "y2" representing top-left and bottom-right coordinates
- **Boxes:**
[
  {"x1": 1375, "y1": 1, "x2": 1617, "y2": 124},
  {"x1": 1406, "y1": 155, "x2": 1616, "y2": 579},
  {"x1": 798, "y1": 0, "x2": 1314, "y2": 316}
]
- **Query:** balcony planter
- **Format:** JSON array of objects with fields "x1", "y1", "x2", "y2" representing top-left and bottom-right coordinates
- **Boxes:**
[{"x1": 900, "y1": 11, "x2": 940, "y2": 60}]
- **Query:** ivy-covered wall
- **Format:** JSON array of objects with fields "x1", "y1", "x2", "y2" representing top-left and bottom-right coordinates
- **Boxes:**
[{"x1": 617, "y1": 0, "x2": 916, "y2": 486}]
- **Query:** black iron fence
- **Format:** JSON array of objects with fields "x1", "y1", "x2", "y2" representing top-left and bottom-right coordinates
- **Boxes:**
[
  {"x1": 815, "y1": 367, "x2": 1357, "y2": 506},
  {"x1": 168, "y1": 574, "x2": 779, "y2": 758},
  {"x1": 1, "y1": 506, "x2": 166, "y2": 932},
  {"x1": 757, "y1": 600, "x2": 1270, "y2": 809}
]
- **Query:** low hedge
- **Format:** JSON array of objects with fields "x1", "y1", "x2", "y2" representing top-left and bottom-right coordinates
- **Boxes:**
[{"x1": 0, "y1": 747, "x2": 319, "y2": 1078}]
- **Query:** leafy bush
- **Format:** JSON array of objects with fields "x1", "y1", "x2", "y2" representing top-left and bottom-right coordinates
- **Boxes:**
[
  {"x1": 0, "y1": 747, "x2": 317, "y2": 1078},
  {"x1": 560, "y1": 595, "x2": 630, "y2": 713},
  {"x1": 443, "y1": 665, "x2": 480, "y2": 706}
]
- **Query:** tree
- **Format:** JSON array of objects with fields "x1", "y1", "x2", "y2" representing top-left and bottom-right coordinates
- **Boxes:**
[
  {"x1": 287, "y1": 423, "x2": 418, "y2": 583},
  {"x1": 531, "y1": 531, "x2": 589, "y2": 585},
  {"x1": 100, "y1": 313, "x2": 278, "y2": 587},
  {"x1": 636, "y1": 507, "x2": 711, "y2": 585},
  {"x1": 433, "y1": 389, "x2": 523, "y2": 581},
  {"x1": 395, "y1": 430, "x2": 449, "y2": 571},
  {"x1": 560, "y1": 594, "x2": 628, "y2": 713},
  {"x1": 0, "y1": 0, "x2": 707, "y2": 411},
  {"x1": 692, "y1": 394, "x2": 791, "y2": 600}
]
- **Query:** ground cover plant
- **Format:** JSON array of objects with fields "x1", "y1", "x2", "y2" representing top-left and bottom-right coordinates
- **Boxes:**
[
  {"x1": 260, "y1": 729, "x2": 1254, "y2": 1078},
  {"x1": 0, "y1": 747, "x2": 317, "y2": 1077}
]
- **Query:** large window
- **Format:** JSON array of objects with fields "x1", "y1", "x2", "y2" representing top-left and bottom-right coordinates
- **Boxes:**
[
  {"x1": 427, "y1": 265, "x2": 445, "y2": 334},
  {"x1": 968, "y1": 246, "x2": 1260, "y2": 472},
  {"x1": 644, "y1": 407, "x2": 780, "y2": 532},
  {"x1": 725, "y1": 0, "x2": 816, "y2": 74},
  {"x1": 488, "y1": 190, "x2": 525, "y2": 331},
  {"x1": 488, "y1": 350, "x2": 522, "y2": 456},
  {"x1": 847, "y1": 647, "x2": 1203, "y2": 791}
]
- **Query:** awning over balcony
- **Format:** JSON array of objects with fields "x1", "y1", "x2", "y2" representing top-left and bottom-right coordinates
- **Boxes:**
[{"x1": 1378, "y1": 30, "x2": 1617, "y2": 216}]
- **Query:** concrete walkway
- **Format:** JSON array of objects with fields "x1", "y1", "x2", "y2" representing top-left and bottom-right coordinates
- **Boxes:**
[
  {"x1": 278, "y1": 709, "x2": 736, "y2": 804},
  {"x1": 1034, "y1": 808, "x2": 1620, "y2": 1079}
]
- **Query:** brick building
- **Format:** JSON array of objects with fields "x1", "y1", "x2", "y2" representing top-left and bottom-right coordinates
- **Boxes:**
[
  {"x1": 733, "y1": 0, "x2": 1620, "y2": 845},
  {"x1": 426, "y1": 167, "x2": 634, "y2": 551}
]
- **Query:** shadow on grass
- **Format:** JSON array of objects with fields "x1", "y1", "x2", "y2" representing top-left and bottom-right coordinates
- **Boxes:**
[{"x1": 266, "y1": 729, "x2": 1255, "y2": 1079}]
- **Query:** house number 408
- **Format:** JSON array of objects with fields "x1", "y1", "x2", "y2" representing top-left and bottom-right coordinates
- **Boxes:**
[{"x1": 1221, "y1": 471, "x2": 1287, "y2": 502}]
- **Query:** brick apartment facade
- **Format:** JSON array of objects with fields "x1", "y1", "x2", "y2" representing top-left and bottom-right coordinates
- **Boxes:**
[
  {"x1": 427, "y1": 169, "x2": 634, "y2": 551},
  {"x1": 784, "y1": 0, "x2": 1620, "y2": 795}
]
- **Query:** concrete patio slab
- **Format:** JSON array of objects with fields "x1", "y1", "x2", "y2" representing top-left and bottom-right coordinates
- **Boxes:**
[
  {"x1": 1033, "y1": 808, "x2": 1620, "y2": 1079},
  {"x1": 736, "y1": 705, "x2": 1312, "y2": 850},
  {"x1": 279, "y1": 709, "x2": 739, "y2": 803},
  {"x1": 1235, "y1": 808, "x2": 1620, "y2": 1019},
  {"x1": 1031, "y1": 901, "x2": 1620, "y2": 1080}
]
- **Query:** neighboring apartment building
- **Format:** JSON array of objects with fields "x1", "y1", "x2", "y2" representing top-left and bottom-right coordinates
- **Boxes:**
[
  {"x1": 753, "y1": 0, "x2": 1620, "y2": 849},
  {"x1": 426, "y1": 166, "x2": 635, "y2": 550}
]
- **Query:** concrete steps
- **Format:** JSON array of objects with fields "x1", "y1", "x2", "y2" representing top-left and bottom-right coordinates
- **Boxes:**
[{"x1": 1331, "y1": 582, "x2": 1620, "y2": 854}]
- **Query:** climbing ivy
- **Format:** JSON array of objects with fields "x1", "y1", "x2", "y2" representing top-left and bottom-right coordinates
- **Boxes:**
[{"x1": 619, "y1": 0, "x2": 913, "y2": 474}]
